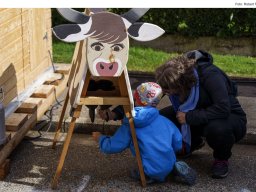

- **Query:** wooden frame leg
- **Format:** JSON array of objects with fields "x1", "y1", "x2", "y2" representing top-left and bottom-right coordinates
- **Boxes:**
[
  {"x1": 51, "y1": 111, "x2": 78, "y2": 189},
  {"x1": 126, "y1": 111, "x2": 146, "y2": 187},
  {"x1": 52, "y1": 92, "x2": 69, "y2": 149}
]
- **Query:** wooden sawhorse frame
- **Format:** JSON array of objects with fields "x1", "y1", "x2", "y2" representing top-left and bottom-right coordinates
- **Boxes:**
[{"x1": 51, "y1": 70, "x2": 146, "y2": 189}]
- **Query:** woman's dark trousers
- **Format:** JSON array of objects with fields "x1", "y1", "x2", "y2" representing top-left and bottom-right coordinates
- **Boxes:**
[{"x1": 160, "y1": 106, "x2": 247, "y2": 160}]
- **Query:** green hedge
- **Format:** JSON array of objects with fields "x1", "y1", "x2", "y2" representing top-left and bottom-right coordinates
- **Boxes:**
[{"x1": 52, "y1": 8, "x2": 256, "y2": 38}]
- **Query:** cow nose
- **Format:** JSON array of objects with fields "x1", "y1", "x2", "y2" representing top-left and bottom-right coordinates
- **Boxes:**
[{"x1": 109, "y1": 53, "x2": 115, "y2": 63}]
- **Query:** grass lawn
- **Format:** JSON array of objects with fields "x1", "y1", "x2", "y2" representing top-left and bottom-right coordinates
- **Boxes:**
[{"x1": 53, "y1": 41, "x2": 256, "y2": 78}]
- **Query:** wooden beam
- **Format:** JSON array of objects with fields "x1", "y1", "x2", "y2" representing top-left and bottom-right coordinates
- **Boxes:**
[
  {"x1": 24, "y1": 97, "x2": 43, "y2": 107},
  {"x1": 0, "y1": 114, "x2": 36, "y2": 165},
  {"x1": 54, "y1": 64, "x2": 71, "y2": 75},
  {"x1": 79, "y1": 96, "x2": 130, "y2": 105},
  {"x1": 0, "y1": 159, "x2": 10, "y2": 180},
  {"x1": 44, "y1": 73, "x2": 64, "y2": 86},
  {"x1": 5, "y1": 113, "x2": 28, "y2": 131},
  {"x1": 31, "y1": 85, "x2": 55, "y2": 98},
  {"x1": 15, "y1": 103, "x2": 37, "y2": 114}
]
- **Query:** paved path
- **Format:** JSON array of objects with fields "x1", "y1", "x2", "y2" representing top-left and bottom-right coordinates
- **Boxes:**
[
  {"x1": 0, "y1": 74, "x2": 255, "y2": 191},
  {"x1": 0, "y1": 133, "x2": 255, "y2": 192}
]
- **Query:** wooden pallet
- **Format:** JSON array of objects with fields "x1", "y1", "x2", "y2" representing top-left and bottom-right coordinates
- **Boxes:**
[{"x1": 0, "y1": 64, "x2": 70, "y2": 180}]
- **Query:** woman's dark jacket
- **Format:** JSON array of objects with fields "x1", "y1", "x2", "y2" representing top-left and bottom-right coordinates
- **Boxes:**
[{"x1": 185, "y1": 50, "x2": 246, "y2": 126}]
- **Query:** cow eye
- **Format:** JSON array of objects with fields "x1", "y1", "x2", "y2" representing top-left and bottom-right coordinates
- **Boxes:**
[
  {"x1": 111, "y1": 44, "x2": 124, "y2": 52},
  {"x1": 91, "y1": 42, "x2": 104, "y2": 51}
]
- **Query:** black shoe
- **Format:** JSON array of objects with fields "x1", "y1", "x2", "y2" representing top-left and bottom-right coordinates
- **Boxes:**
[
  {"x1": 173, "y1": 161, "x2": 197, "y2": 186},
  {"x1": 211, "y1": 159, "x2": 229, "y2": 179}
]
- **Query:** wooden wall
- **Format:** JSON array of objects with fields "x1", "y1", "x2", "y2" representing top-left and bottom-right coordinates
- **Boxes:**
[{"x1": 0, "y1": 8, "x2": 52, "y2": 106}]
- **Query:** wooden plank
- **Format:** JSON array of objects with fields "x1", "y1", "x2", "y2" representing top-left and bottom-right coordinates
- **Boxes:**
[
  {"x1": 79, "y1": 96, "x2": 130, "y2": 105},
  {"x1": 0, "y1": 64, "x2": 17, "y2": 85},
  {"x1": 0, "y1": 9, "x2": 21, "y2": 24},
  {"x1": 44, "y1": 73, "x2": 64, "y2": 86},
  {"x1": 54, "y1": 64, "x2": 71, "y2": 75},
  {"x1": 24, "y1": 97, "x2": 43, "y2": 107},
  {"x1": 2, "y1": 53, "x2": 23, "y2": 74},
  {"x1": 21, "y1": 10, "x2": 29, "y2": 24},
  {"x1": 0, "y1": 37, "x2": 22, "y2": 62},
  {"x1": 0, "y1": 159, "x2": 10, "y2": 180},
  {"x1": 1, "y1": 74, "x2": 17, "y2": 93},
  {"x1": 0, "y1": 27, "x2": 22, "y2": 50},
  {"x1": 0, "y1": 68, "x2": 69, "y2": 174},
  {"x1": 5, "y1": 113, "x2": 28, "y2": 131},
  {"x1": 15, "y1": 103, "x2": 37, "y2": 114},
  {"x1": 31, "y1": 85, "x2": 55, "y2": 98},
  {"x1": 0, "y1": 114, "x2": 37, "y2": 165},
  {"x1": 17, "y1": 80, "x2": 25, "y2": 95},
  {"x1": 0, "y1": 15, "x2": 21, "y2": 37},
  {"x1": 2, "y1": 87, "x2": 17, "y2": 107},
  {"x1": 22, "y1": 8, "x2": 29, "y2": 12},
  {"x1": 24, "y1": 57, "x2": 49, "y2": 88},
  {"x1": 29, "y1": 9, "x2": 49, "y2": 71},
  {"x1": 45, "y1": 9, "x2": 52, "y2": 20}
]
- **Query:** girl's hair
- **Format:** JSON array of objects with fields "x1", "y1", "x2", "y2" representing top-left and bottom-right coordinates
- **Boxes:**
[
  {"x1": 155, "y1": 55, "x2": 197, "y2": 102},
  {"x1": 86, "y1": 12, "x2": 127, "y2": 44}
]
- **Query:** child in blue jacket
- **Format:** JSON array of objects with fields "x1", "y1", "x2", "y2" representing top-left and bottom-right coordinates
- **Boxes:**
[{"x1": 92, "y1": 82, "x2": 196, "y2": 184}]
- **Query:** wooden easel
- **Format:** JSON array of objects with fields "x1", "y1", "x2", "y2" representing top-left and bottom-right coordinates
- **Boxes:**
[{"x1": 51, "y1": 68, "x2": 147, "y2": 189}]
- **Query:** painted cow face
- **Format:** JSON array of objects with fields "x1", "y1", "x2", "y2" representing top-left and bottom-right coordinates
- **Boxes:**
[
  {"x1": 87, "y1": 37, "x2": 129, "y2": 76},
  {"x1": 52, "y1": 8, "x2": 165, "y2": 77}
]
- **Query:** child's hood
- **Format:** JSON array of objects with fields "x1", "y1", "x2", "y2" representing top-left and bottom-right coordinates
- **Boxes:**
[{"x1": 128, "y1": 106, "x2": 159, "y2": 128}]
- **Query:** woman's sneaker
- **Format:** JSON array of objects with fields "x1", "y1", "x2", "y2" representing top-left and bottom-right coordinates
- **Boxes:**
[
  {"x1": 211, "y1": 159, "x2": 229, "y2": 179},
  {"x1": 173, "y1": 161, "x2": 197, "y2": 186}
]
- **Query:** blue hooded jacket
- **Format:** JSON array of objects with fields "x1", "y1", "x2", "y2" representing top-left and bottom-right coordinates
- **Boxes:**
[{"x1": 99, "y1": 106, "x2": 182, "y2": 182}]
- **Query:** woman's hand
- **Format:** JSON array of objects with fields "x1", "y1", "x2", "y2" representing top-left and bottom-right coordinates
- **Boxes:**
[
  {"x1": 176, "y1": 111, "x2": 186, "y2": 124},
  {"x1": 92, "y1": 132, "x2": 102, "y2": 142}
]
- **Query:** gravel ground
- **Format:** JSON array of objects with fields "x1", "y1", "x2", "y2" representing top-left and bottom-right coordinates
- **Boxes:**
[
  {"x1": 0, "y1": 131, "x2": 255, "y2": 192},
  {"x1": 0, "y1": 75, "x2": 255, "y2": 192}
]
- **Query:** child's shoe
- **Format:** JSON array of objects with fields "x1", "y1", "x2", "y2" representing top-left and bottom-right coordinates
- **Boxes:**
[{"x1": 173, "y1": 161, "x2": 197, "y2": 186}]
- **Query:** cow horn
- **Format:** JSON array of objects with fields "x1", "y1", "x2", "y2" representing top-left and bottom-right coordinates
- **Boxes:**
[
  {"x1": 56, "y1": 8, "x2": 90, "y2": 24},
  {"x1": 121, "y1": 8, "x2": 149, "y2": 24}
]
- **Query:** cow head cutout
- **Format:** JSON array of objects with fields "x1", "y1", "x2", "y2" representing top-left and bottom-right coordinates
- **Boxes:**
[{"x1": 53, "y1": 8, "x2": 165, "y2": 77}]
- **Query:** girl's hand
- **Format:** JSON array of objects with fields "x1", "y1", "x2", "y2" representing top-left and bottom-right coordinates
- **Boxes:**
[{"x1": 92, "y1": 132, "x2": 102, "y2": 142}]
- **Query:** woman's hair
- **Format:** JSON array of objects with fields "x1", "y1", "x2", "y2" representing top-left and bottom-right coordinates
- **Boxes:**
[{"x1": 155, "y1": 55, "x2": 197, "y2": 101}]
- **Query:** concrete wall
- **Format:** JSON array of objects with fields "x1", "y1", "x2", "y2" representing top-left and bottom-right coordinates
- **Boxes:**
[{"x1": 131, "y1": 35, "x2": 256, "y2": 57}]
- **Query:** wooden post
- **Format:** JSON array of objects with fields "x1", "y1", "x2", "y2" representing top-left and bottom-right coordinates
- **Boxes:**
[{"x1": 52, "y1": 92, "x2": 69, "y2": 149}]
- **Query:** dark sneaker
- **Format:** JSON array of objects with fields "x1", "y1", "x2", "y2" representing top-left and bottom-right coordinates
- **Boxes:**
[
  {"x1": 212, "y1": 160, "x2": 229, "y2": 179},
  {"x1": 173, "y1": 161, "x2": 197, "y2": 186},
  {"x1": 130, "y1": 169, "x2": 157, "y2": 184}
]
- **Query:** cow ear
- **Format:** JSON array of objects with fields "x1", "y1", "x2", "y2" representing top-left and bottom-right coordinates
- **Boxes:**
[
  {"x1": 128, "y1": 22, "x2": 165, "y2": 41},
  {"x1": 52, "y1": 24, "x2": 91, "y2": 43}
]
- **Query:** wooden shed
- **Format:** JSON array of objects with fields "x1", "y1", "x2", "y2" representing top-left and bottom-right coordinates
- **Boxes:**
[
  {"x1": 0, "y1": 8, "x2": 52, "y2": 106},
  {"x1": 0, "y1": 8, "x2": 71, "y2": 179}
]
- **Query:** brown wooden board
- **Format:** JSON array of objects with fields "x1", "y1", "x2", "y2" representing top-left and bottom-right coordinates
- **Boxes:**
[
  {"x1": 24, "y1": 97, "x2": 43, "y2": 107},
  {"x1": 54, "y1": 64, "x2": 71, "y2": 75},
  {"x1": 0, "y1": 159, "x2": 10, "y2": 180},
  {"x1": 44, "y1": 73, "x2": 64, "y2": 86},
  {"x1": 31, "y1": 85, "x2": 55, "y2": 98},
  {"x1": 15, "y1": 103, "x2": 37, "y2": 114},
  {"x1": 5, "y1": 113, "x2": 28, "y2": 131}
]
